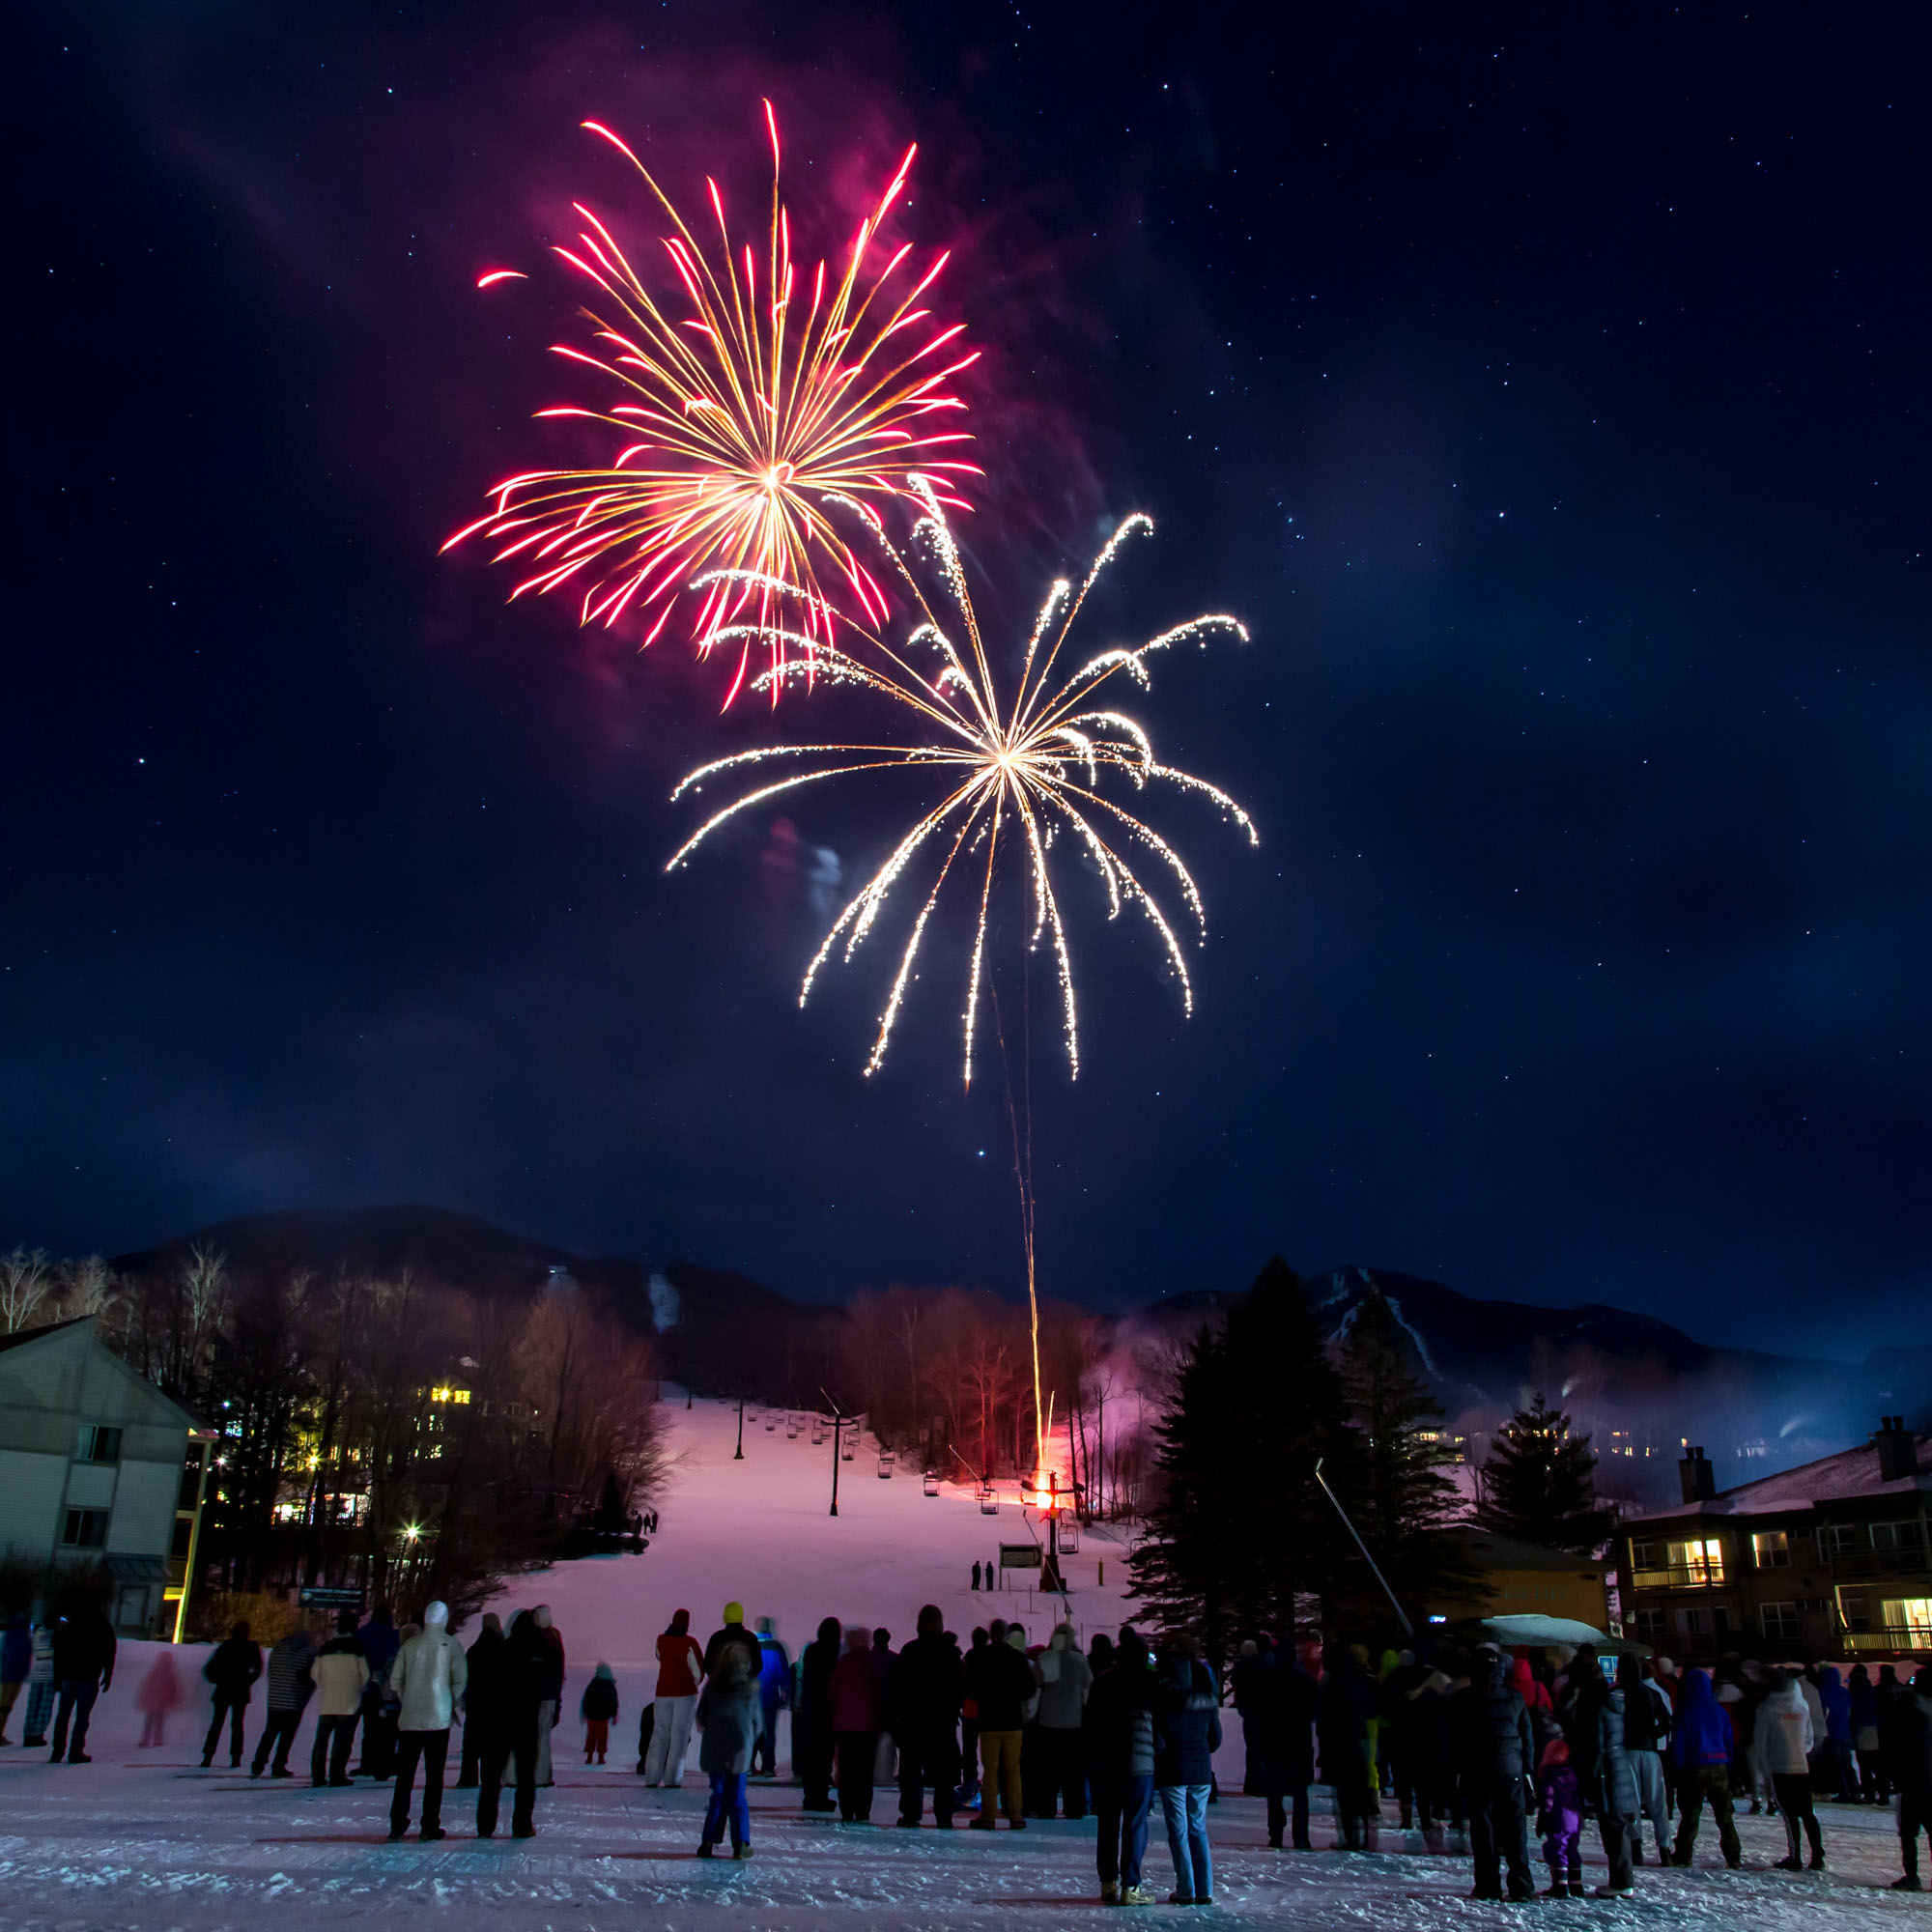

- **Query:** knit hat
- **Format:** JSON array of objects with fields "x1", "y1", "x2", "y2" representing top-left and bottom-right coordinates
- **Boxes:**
[{"x1": 724, "y1": 1600, "x2": 745, "y2": 1624}]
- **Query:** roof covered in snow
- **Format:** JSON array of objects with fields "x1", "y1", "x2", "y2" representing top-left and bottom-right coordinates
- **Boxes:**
[{"x1": 1626, "y1": 1433, "x2": 1931, "y2": 1526}]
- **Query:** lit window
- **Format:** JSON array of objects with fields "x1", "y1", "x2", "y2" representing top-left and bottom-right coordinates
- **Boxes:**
[
  {"x1": 1881, "y1": 1599, "x2": 1932, "y2": 1640},
  {"x1": 1664, "y1": 1538, "x2": 1725, "y2": 1584}
]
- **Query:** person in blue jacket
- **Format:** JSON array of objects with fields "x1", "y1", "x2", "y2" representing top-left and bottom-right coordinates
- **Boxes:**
[
  {"x1": 1669, "y1": 1669, "x2": 1741, "y2": 1868},
  {"x1": 1817, "y1": 1666, "x2": 1857, "y2": 1800},
  {"x1": 752, "y1": 1617, "x2": 791, "y2": 1777}
]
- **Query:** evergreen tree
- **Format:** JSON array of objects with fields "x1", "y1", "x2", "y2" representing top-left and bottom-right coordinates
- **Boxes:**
[
  {"x1": 1338, "y1": 1288, "x2": 1476, "y2": 1616},
  {"x1": 1474, "y1": 1392, "x2": 1615, "y2": 1552},
  {"x1": 1130, "y1": 1258, "x2": 1361, "y2": 1665}
]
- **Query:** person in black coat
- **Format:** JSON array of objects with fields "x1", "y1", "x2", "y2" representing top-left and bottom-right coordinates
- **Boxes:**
[
  {"x1": 1316, "y1": 1645, "x2": 1379, "y2": 1851},
  {"x1": 1454, "y1": 1646, "x2": 1536, "y2": 1903},
  {"x1": 795, "y1": 1616, "x2": 841, "y2": 1812},
  {"x1": 893, "y1": 1606, "x2": 964, "y2": 1827},
  {"x1": 202, "y1": 1621, "x2": 263, "y2": 1769},
  {"x1": 1153, "y1": 1636, "x2": 1222, "y2": 1904},
  {"x1": 474, "y1": 1610, "x2": 546, "y2": 1839},
  {"x1": 1085, "y1": 1630, "x2": 1157, "y2": 1903},
  {"x1": 1255, "y1": 1643, "x2": 1318, "y2": 1851},
  {"x1": 48, "y1": 1607, "x2": 117, "y2": 1765},
  {"x1": 1886, "y1": 1665, "x2": 1932, "y2": 1891},
  {"x1": 1589, "y1": 1668, "x2": 1639, "y2": 1896}
]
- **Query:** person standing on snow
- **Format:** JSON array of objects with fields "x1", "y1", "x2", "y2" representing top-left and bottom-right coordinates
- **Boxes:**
[
  {"x1": 311, "y1": 1610, "x2": 369, "y2": 1786},
  {"x1": 695, "y1": 1639, "x2": 762, "y2": 1858},
  {"x1": 530, "y1": 1605, "x2": 565, "y2": 1787},
  {"x1": 1585, "y1": 1651, "x2": 1638, "y2": 1897},
  {"x1": 1759, "y1": 1669, "x2": 1824, "y2": 1870},
  {"x1": 794, "y1": 1615, "x2": 841, "y2": 1812},
  {"x1": 1316, "y1": 1644, "x2": 1379, "y2": 1851},
  {"x1": 892, "y1": 1605, "x2": 964, "y2": 1828},
  {"x1": 474, "y1": 1609, "x2": 545, "y2": 1839},
  {"x1": 136, "y1": 1648, "x2": 183, "y2": 1747},
  {"x1": 1454, "y1": 1645, "x2": 1536, "y2": 1902},
  {"x1": 643, "y1": 1608, "x2": 706, "y2": 1786},
  {"x1": 1152, "y1": 1634, "x2": 1221, "y2": 1906},
  {"x1": 1085, "y1": 1627, "x2": 1157, "y2": 1905},
  {"x1": 251, "y1": 1621, "x2": 318, "y2": 1777},
  {"x1": 752, "y1": 1617, "x2": 791, "y2": 1777},
  {"x1": 830, "y1": 1623, "x2": 885, "y2": 1823},
  {"x1": 48, "y1": 1605, "x2": 116, "y2": 1765},
  {"x1": 1817, "y1": 1665, "x2": 1857, "y2": 1801},
  {"x1": 581, "y1": 1662, "x2": 618, "y2": 1764},
  {"x1": 704, "y1": 1602, "x2": 760, "y2": 1681},
  {"x1": 385, "y1": 1601, "x2": 468, "y2": 1840},
  {"x1": 353, "y1": 1604, "x2": 400, "y2": 1777},
  {"x1": 1668, "y1": 1667, "x2": 1742, "y2": 1868},
  {"x1": 0, "y1": 1611, "x2": 31, "y2": 1744},
  {"x1": 964, "y1": 1620, "x2": 1038, "y2": 1829},
  {"x1": 1033, "y1": 1623, "x2": 1094, "y2": 1820},
  {"x1": 1615, "y1": 1653, "x2": 1672, "y2": 1864},
  {"x1": 17, "y1": 1614, "x2": 57, "y2": 1749},
  {"x1": 1884, "y1": 1663, "x2": 1932, "y2": 1890},
  {"x1": 202, "y1": 1620, "x2": 262, "y2": 1767}
]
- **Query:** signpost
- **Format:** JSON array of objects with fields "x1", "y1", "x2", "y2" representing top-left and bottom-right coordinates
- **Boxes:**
[
  {"x1": 997, "y1": 1543, "x2": 1040, "y2": 1588},
  {"x1": 298, "y1": 1586, "x2": 364, "y2": 1610}
]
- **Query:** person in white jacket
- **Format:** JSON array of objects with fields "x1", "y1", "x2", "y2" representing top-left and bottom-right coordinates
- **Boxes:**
[
  {"x1": 386, "y1": 1603, "x2": 469, "y2": 1842},
  {"x1": 1758, "y1": 1671, "x2": 1825, "y2": 1871}
]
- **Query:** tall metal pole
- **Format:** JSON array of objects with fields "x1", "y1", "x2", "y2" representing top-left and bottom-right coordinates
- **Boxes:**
[
  {"x1": 735, "y1": 1397, "x2": 745, "y2": 1460},
  {"x1": 830, "y1": 1414, "x2": 841, "y2": 1518},
  {"x1": 1313, "y1": 1456, "x2": 1413, "y2": 1637}
]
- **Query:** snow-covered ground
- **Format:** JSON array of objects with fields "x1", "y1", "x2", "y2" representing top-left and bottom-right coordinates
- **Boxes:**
[{"x1": 1, "y1": 1393, "x2": 1923, "y2": 1928}]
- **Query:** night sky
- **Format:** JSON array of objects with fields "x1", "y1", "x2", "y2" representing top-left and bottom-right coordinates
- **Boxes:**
[{"x1": 9, "y1": 5, "x2": 1927, "y2": 1351}]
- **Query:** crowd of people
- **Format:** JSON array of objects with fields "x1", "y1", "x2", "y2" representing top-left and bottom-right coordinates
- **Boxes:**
[{"x1": 8, "y1": 1594, "x2": 1932, "y2": 1902}]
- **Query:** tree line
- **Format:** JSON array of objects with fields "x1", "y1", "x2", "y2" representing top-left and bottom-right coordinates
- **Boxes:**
[{"x1": 2, "y1": 1243, "x2": 665, "y2": 1624}]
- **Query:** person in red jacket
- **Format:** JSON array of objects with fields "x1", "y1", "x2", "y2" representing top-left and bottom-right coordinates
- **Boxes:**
[
  {"x1": 830, "y1": 1625, "x2": 885, "y2": 1822},
  {"x1": 642, "y1": 1609, "x2": 705, "y2": 1786}
]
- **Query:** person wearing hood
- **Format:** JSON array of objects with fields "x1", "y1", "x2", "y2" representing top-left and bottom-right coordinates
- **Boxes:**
[
  {"x1": 830, "y1": 1623, "x2": 884, "y2": 1823},
  {"x1": 1230, "y1": 1639, "x2": 1267, "y2": 1796},
  {"x1": 1758, "y1": 1668, "x2": 1823, "y2": 1870},
  {"x1": 386, "y1": 1602, "x2": 469, "y2": 1841},
  {"x1": 354, "y1": 1605, "x2": 401, "y2": 1777},
  {"x1": 892, "y1": 1605, "x2": 964, "y2": 1828},
  {"x1": 1317, "y1": 1644, "x2": 1379, "y2": 1851},
  {"x1": 17, "y1": 1616, "x2": 56, "y2": 1749},
  {"x1": 1380, "y1": 1649, "x2": 1435, "y2": 1836},
  {"x1": 456, "y1": 1612, "x2": 502, "y2": 1787},
  {"x1": 1886, "y1": 1664, "x2": 1932, "y2": 1890},
  {"x1": 530, "y1": 1605, "x2": 565, "y2": 1787},
  {"x1": 310, "y1": 1610, "x2": 370, "y2": 1786},
  {"x1": 1085, "y1": 1628, "x2": 1158, "y2": 1905},
  {"x1": 1153, "y1": 1634, "x2": 1221, "y2": 1905},
  {"x1": 696, "y1": 1635, "x2": 762, "y2": 1858},
  {"x1": 1669, "y1": 1668, "x2": 1741, "y2": 1868},
  {"x1": 1032, "y1": 1623, "x2": 1094, "y2": 1820},
  {"x1": 1587, "y1": 1653, "x2": 1638, "y2": 1896},
  {"x1": 1818, "y1": 1665, "x2": 1856, "y2": 1801},
  {"x1": 1536, "y1": 1736, "x2": 1585, "y2": 1898},
  {"x1": 752, "y1": 1618, "x2": 792, "y2": 1778},
  {"x1": 1615, "y1": 1653, "x2": 1671, "y2": 1865},
  {"x1": 643, "y1": 1608, "x2": 705, "y2": 1787},
  {"x1": 794, "y1": 1615, "x2": 841, "y2": 1812},
  {"x1": 964, "y1": 1620, "x2": 1039, "y2": 1828},
  {"x1": 581, "y1": 1662, "x2": 619, "y2": 1765},
  {"x1": 1453, "y1": 1645, "x2": 1536, "y2": 1903},
  {"x1": 201, "y1": 1620, "x2": 262, "y2": 1768},
  {"x1": 251, "y1": 1620, "x2": 318, "y2": 1778},
  {"x1": 0, "y1": 1611, "x2": 32, "y2": 1744}
]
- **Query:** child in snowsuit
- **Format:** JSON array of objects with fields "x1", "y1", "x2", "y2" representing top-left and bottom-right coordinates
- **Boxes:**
[
  {"x1": 1537, "y1": 1736, "x2": 1584, "y2": 1898},
  {"x1": 581, "y1": 1662, "x2": 619, "y2": 1764}
]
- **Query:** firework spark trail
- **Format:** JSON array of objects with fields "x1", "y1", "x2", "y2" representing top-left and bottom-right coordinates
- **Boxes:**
[
  {"x1": 444, "y1": 107, "x2": 980, "y2": 705},
  {"x1": 665, "y1": 484, "x2": 1258, "y2": 1085}
]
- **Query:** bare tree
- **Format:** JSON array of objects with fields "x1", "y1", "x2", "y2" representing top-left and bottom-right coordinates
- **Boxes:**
[
  {"x1": 57, "y1": 1254, "x2": 119, "y2": 1321},
  {"x1": 0, "y1": 1247, "x2": 53, "y2": 1333}
]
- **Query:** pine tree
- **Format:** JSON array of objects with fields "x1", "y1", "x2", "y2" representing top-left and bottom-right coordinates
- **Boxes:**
[
  {"x1": 1474, "y1": 1391, "x2": 1615, "y2": 1552},
  {"x1": 1337, "y1": 1288, "x2": 1476, "y2": 1616}
]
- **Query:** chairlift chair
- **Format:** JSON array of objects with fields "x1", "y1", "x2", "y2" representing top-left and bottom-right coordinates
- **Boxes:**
[
  {"x1": 923, "y1": 1469, "x2": 940, "y2": 1497},
  {"x1": 978, "y1": 1483, "x2": 998, "y2": 1515},
  {"x1": 877, "y1": 1449, "x2": 895, "y2": 1479},
  {"x1": 786, "y1": 1415, "x2": 800, "y2": 1438},
  {"x1": 1057, "y1": 1509, "x2": 1080, "y2": 1553},
  {"x1": 840, "y1": 1435, "x2": 856, "y2": 1461}
]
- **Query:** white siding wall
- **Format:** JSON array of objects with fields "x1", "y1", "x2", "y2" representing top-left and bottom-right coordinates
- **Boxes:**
[
  {"x1": 108, "y1": 1458, "x2": 180, "y2": 1561},
  {"x1": 0, "y1": 1451, "x2": 69, "y2": 1560}
]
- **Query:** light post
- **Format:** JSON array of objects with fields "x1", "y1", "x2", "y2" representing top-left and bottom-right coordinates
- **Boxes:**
[
  {"x1": 820, "y1": 1388, "x2": 845, "y2": 1518},
  {"x1": 735, "y1": 1396, "x2": 745, "y2": 1461}
]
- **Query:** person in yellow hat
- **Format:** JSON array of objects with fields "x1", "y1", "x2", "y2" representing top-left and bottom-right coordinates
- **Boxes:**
[{"x1": 706, "y1": 1603, "x2": 760, "y2": 1683}]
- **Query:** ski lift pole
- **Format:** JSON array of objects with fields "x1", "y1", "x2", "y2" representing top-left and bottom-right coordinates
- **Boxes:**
[
  {"x1": 820, "y1": 1388, "x2": 845, "y2": 1519},
  {"x1": 1312, "y1": 1456, "x2": 1414, "y2": 1638}
]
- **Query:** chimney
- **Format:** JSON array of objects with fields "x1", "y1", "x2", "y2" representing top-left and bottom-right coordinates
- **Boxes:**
[
  {"x1": 1679, "y1": 1445, "x2": 1716, "y2": 1505},
  {"x1": 1877, "y1": 1415, "x2": 1918, "y2": 1484}
]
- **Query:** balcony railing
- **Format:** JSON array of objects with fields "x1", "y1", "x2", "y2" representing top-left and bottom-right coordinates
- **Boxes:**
[
  {"x1": 1631, "y1": 1565, "x2": 1725, "y2": 1590},
  {"x1": 1827, "y1": 1547, "x2": 1929, "y2": 1580},
  {"x1": 1841, "y1": 1628, "x2": 1932, "y2": 1655}
]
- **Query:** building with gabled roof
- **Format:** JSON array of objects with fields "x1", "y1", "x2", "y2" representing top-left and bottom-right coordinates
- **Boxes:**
[
  {"x1": 1617, "y1": 1416, "x2": 1932, "y2": 1662},
  {"x1": 0, "y1": 1317, "x2": 212, "y2": 1637}
]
